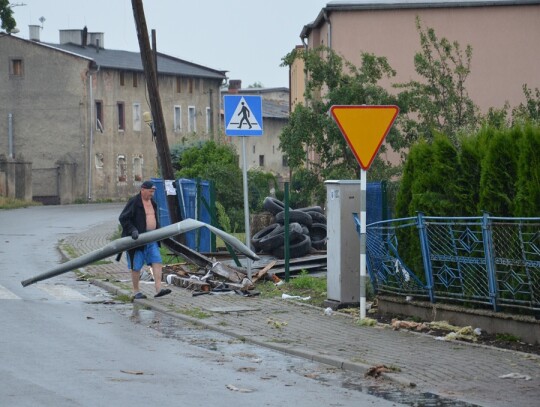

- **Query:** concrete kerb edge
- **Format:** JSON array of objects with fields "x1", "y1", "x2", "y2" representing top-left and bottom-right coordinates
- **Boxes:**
[{"x1": 88, "y1": 278, "x2": 387, "y2": 380}]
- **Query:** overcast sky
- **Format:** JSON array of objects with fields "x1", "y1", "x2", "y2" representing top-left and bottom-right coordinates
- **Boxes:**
[{"x1": 10, "y1": 0, "x2": 327, "y2": 88}]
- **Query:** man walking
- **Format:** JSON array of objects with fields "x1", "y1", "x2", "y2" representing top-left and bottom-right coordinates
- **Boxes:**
[{"x1": 119, "y1": 180, "x2": 171, "y2": 300}]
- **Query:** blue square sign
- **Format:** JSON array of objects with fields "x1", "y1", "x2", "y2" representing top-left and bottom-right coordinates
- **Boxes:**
[{"x1": 223, "y1": 95, "x2": 263, "y2": 136}]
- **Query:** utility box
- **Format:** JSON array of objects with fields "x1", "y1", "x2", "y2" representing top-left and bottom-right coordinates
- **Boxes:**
[{"x1": 325, "y1": 180, "x2": 361, "y2": 305}]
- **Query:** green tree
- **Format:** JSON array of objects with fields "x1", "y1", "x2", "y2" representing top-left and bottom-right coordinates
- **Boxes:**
[
  {"x1": 0, "y1": 0, "x2": 16, "y2": 32},
  {"x1": 176, "y1": 141, "x2": 244, "y2": 231},
  {"x1": 280, "y1": 46, "x2": 403, "y2": 202},
  {"x1": 512, "y1": 85, "x2": 540, "y2": 124},
  {"x1": 248, "y1": 169, "x2": 277, "y2": 212},
  {"x1": 395, "y1": 17, "x2": 479, "y2": 146},
  {"x1": 514, "y1": 124, "x2": 540, "y2": 216},
  {"x1": 478, "y1": 128, "x2": 518, "y2": 216}
]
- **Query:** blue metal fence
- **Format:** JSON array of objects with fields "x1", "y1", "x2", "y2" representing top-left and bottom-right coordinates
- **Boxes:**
[{"x1": 355, "y1": 213, "x2": 540, "y2": 313}]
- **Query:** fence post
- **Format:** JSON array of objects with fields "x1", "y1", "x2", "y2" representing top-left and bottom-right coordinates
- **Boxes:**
[
  {"x1": 481, "y1": 212, "x2": 499, "y2": 311},
  {"x1": 417, "y1": 212, "x2": 435, "y2": 303}
]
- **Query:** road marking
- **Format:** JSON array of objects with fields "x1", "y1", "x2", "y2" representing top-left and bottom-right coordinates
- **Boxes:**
[
  {"x1": 36, "y1": 284, "x2": 90, "y2": 301},
  {"x1": 0, "y1": 284, "x2": 21, "y2": 300}
]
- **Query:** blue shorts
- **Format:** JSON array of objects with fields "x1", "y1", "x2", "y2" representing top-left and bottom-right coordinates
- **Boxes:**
[{"x1": 127, "y1": 242, "x2": 162, "y2": 271}]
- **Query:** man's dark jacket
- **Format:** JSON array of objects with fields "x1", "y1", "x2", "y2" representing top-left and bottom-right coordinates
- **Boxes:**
[{"x1": 118, "y1": 193, "x2": 160, "y2": 269}]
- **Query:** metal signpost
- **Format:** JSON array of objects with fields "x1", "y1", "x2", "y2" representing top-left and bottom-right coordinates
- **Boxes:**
[
  {"x1": 223, "y1": 95, "x2": 263, "y2": 278},
  {"x1": 329, "y1": 105, "x2": 399, "y2": 319}
]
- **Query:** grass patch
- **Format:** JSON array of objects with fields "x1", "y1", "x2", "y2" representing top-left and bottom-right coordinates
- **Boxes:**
[
  {"x1": 357, "y1": 317, "x2": 377, "y2": 326},
  {"x1": 178, "y1": 307, "x2": 211, "y2": 319},
  {"x1": 256, "y1": 270, "x2": 327, "y2": 307},
  {"x1": 114, "y1": 293, "x2": 133, "y2": 303},
  {"x1": 496, "y1": 333, "x2": 520, "y2": 342},
  {"x1": 0, "y1": 197, "x2": 42, "y2": 210},
  {"x1": 60, "y1": 242, "x2": 78, "y2": 258}
]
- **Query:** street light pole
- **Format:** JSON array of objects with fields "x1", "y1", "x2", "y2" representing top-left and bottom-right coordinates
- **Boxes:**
[{"x1": 131, "y1": 0, "x2": 179, "y2": 224}]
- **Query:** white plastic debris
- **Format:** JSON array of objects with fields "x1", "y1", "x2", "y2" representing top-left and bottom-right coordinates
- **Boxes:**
[
  {"x1": 324, "y1": 307, "x2": 334, "y2": 316},
  {"x1": 499, "y1": 373, "x2": 532, "y2": 381},
  {"x1": 473, "y1": 327, "x2": 482, "y2": 336},
  {"x1": 281, "y1": 293, "x2": 311, "y2": 301}
]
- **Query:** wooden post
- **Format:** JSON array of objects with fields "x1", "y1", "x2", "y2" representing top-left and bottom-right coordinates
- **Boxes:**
[{"x1": 131, "y1": 0, "x2": 179, "y2": 224}]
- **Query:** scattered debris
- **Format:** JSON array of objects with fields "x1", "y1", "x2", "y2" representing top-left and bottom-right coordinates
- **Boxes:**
[
  {"x1": 365, "y1": 365, "x2": 392, "y2": 378},
  {"x1": 120, "y1": 370, "x2": 144, "y2": 375},
  {"x1": 267, "y1": 317, "x2": 288, "y2": 330},
  {"x1": 324, "y1": 307, "x2": 333, "y2": 316},
  {"x1": 226, "y1": 384, "x2": 253, "y2": 393},
  {"x1": 357, "y1": 317, "x2": 377, "y2": 326},
  {"x1": 281, "y1": 293, "x2": 311, "y2": 301},
  {"x1": 499, "y1": 373, "x2": 532, "y2": 380},
  {"x1": 391, "y1": 319, "x2": 429, "y2": 331}
]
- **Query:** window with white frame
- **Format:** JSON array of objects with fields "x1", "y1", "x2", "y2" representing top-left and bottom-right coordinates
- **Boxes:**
[
  {"x1": 117, "y1": 155, "x2": 127, "y2": 182},
  {"x1": 174, "y1": 105, "x2": 182, "y2": 132},
  {"x1": 188, "y1": 106, "x2": 196, "y2": 132},
  {"x1": 133, "y1": 103, "x2": 141, "y2": 132},
  {"x1": 133, "y1": 155, "x2": 143, "y2": 181}
]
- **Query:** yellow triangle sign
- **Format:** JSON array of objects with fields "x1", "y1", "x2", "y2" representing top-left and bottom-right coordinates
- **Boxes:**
[{"x1": 330, "y1": 105, "x2": 399, "y2": 170}]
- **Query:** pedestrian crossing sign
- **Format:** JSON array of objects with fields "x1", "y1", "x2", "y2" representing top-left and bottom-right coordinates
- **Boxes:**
[{"x1": 223, "y1": 95, "x2": 263, "y2": 136}]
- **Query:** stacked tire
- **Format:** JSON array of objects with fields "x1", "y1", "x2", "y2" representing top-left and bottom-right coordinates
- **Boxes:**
[{"x1": 251, "y1": 197, "x2": 327, "y2": 259}]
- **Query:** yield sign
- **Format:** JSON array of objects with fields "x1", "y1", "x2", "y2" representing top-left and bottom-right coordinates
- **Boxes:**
[{"x1": 330, "y1": 105, "x2": 399, "y2": 170}]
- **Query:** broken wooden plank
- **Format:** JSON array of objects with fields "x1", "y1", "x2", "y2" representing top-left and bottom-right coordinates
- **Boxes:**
[{"x1": 251, "y1": 260, "x2": 277, "y2": 284}]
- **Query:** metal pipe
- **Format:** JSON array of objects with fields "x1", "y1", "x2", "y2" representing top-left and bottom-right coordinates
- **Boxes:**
[
  {"x1": 8, "y1": 113, "x2": 13, "y2": 158},
  {"x1": 21, "y1": 219, "x2": 259, "y2": 287},
  {"x1": 88, "y1": 74, "x2": 94, "y2": 200}
]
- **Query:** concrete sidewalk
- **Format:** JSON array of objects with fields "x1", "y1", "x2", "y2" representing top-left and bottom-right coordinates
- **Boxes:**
[{"x1": 66, "y1": 220, "x2": 539, "y2": 407}]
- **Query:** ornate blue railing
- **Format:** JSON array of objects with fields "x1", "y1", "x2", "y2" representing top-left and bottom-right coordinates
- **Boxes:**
[{"x1": 354, "y1": 213, "x2": 540, "y2": 313}]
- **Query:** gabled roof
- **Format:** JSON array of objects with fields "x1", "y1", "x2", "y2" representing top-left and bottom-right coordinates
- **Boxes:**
[
  {"x1": 47, "y1": 42, "x2": 227, "y2": 80},
  {"x1": 302, "y1": 0, "x2": 540, "y2": 38},
  {"x1": 0, "y1": 32, "x2": 228, "y2": 81},
  {"x1": 262, "y1": 99, "x2": 289, "y2": 120}
]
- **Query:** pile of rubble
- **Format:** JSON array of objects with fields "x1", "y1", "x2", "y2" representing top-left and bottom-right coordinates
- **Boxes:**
[{"x1": 161, "y1": 258, "x2": 279, "y2": 297}]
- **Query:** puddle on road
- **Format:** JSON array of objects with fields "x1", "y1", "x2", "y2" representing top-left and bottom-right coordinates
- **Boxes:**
[{"x1": 120, "y1": 305, "x2": 482, "y2": 407}]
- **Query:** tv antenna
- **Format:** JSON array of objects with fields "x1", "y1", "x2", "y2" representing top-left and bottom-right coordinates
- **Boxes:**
[{"x1": 39, "y1": 16, "x2": 46, "y2": 28}]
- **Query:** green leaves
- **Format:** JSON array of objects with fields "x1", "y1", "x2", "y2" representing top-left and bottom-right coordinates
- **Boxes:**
[{"x1": 0, "y1": 0, "x2": 16, "y2": 32}]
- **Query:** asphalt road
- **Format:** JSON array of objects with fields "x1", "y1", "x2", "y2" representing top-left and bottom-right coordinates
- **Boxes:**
[{"x1": 0, "y1": 204, "x2": 406, "y2": 407}]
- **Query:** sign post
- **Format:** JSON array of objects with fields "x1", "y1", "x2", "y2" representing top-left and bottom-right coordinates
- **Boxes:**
[
  {"x1": 329, "y1": 105, "x2": 398, "y2": 319},
  {"x1": 223, "y1": 95, "x2": 263, "y2": 279}
]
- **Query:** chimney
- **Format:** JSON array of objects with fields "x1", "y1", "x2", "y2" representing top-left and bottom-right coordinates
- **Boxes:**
[
  {"x1": 228, "y1": 80, "x2": 242, "y2": 94},
  {"x1": 29, "y1": 25, "x2": 40, "y2": 42},
  {"x1": 82, "y1": 26, "x2": 88, "y2": 47},
  {"x1": 89, "y1": 32, "x2": 104, "y2": 50},
  {"x1": 60, "y1": 29, "x2": 84, "y2": 46}
]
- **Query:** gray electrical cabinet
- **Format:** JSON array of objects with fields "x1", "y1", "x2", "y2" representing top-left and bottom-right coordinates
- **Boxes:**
[{"x1": 325, "y1": 180, "x2": 360, "y2": 305}]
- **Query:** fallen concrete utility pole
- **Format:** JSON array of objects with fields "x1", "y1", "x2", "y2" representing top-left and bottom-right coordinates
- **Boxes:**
[{"x1": 21, "y1": 219, "x2": 259, "y2": 287}]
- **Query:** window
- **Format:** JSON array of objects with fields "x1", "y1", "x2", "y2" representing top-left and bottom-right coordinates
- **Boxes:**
[
  {"x1": 95, "y1": 101, "x2": 104, "y2": 133},
  {"x1": 282, "y1": 155, "x2": 289, "y2": 167},
  {"x1": 117, "y1": 102, "x2": 125, "y2": 131},
  {"x1": 205, "y1": 107, "x2": 211, "y2": 133},
  {"x1": 176, "y1": 76, "x2": 181, "y2": 93},
  {"x1": 133, "y1": 155, "x2": 143, "y2": 181},
  {"x1": 174, "y1": 105, "x2": 182, "y2": 132},
  {"x1": 188, "y1": 106, "x2": 196, "y2": 132},
  {"x1": 133, "y1": 72, "x2": 138, "y2": 87},
  {"x1": 259, "y1": 155, "x2": 265, "y2": 167},
  {"x1": 188, "y1": 78, "x2": 193, "y2": 94},
  {"x1": 94, "y1": 153, "x2": 104, "y2": 169},
  {"x1": 10, "y1": 58, "x2": 23, "y2": 77},
  {"x1": 117, "y1": 155, "x2": 127, "y2": 182},
  {"x1": 133, "y1": 103, "x2": 141, "y2": 131},
  {"x1": 119, "y1": 71, "x2": 125, "y2": 86},
  {"x1": 252, "y1": 145, "x2": 256, "y2": 154}
]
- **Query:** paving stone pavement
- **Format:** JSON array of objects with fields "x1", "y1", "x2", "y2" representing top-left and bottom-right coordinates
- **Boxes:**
[{"x1": 65, "y1": 220, "x2": 540, "y2": 407}]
